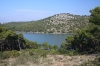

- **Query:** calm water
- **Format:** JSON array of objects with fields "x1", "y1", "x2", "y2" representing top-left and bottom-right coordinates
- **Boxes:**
[{"x1": 22, "y1": 33, "x2": 72, "y2": 46}]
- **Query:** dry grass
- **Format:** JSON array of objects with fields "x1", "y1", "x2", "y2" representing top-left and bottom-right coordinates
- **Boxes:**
[{"x1": 2, "y1": 53, "x2": 99, "y2": 66}]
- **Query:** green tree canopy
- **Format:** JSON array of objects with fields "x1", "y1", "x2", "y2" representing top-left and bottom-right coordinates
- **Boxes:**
[{"x1": 89, "y1": 6, "x2": 100, "y2": 25}]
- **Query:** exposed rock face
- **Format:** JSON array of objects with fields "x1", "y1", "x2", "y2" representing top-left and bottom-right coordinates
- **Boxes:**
[{"x1": 42, "y1": 13, "x2": 89, "y2": 34}]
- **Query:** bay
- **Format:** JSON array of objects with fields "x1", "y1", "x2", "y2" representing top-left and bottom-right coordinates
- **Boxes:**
[{"x1": 22, "y1": 33, "x2": 72, "y2": 47}]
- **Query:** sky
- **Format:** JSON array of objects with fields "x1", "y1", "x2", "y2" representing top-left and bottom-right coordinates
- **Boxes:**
[{"x1": 0, "y1": 0, "x2": 100, "y2": 23}]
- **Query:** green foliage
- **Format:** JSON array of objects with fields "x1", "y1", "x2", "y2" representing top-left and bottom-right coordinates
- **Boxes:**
[
  {"x1": 52, "y1": 45, "x2": 58, "y2": 50},
  {"x1": 42, "y1": 42, "x2": 49, "y2": 50},
  {"x1": 2, "y1": 50, "x2": 20, "y2": 59},
  {"x1": 49, "y1": 49, "x2": 59, "y2": 55},
  {"x1": 58, "y1": 47, "x2": 79, "y2": 55},
  {"x1": 40, "y1": 50, "x2": 48, "y2": 57},
  {"x1": 0, "y1": 27, "x2": 23, "y2": 51},
  {"x1": 58, "y1": 48, "x2": 69, "y2": 54},
  {"x1": 10, "y1": 50, "x2": 20, "y2": 58},
  {"x1": 25, "y1": 39, "x2": 38, "y2": 49},
  {"x1": 0, "y1": 26, "x2": 43, "y2": 52},
  {"x1": 67, "y1": 27, "x2": 100, "y2": 54},
  {"x1": 89, "y1": 6, "x2": 100, "y2": 25},
  {"x1": 48, "y1": 45, "x2": 52, "y2": 50},
  {"x1": 2, "y1": 51, "x2": 11, "y2": 59},
  {"x1": 60, "y1": 36, "x2": 74, "y2": 50},
  {"x1": 63, "y1": 7, "x2": 100, "y2": 54}
]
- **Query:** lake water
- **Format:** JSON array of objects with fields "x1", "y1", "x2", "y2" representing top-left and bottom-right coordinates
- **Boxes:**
[{"x1": 22, "y1": 33, "x2": 72, "y2": 47}]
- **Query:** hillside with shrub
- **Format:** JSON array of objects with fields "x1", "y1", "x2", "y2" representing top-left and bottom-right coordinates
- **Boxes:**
[{"x1": 3, "y1": 13, "x2": 89, "y2": 34}]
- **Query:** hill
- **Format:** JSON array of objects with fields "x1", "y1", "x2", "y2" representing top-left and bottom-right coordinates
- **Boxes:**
[{"x1": 3, "y1": 13, "x2": 89, "y2": 34}]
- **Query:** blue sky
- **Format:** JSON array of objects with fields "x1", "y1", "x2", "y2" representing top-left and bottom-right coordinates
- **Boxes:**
[{"x1": 0, "y1": 0, "x2": 100, "y2": 23}]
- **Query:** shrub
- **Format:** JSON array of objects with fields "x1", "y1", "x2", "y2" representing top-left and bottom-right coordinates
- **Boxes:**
[
  {"x1": 3, "y1": 51, "x2": 11, "y2": 59},
  {"x1": 50, "y1": 49, "x2": 59, "y2": 55},
  {"x1": 2, "y1": 50, "x2": 20, "y2": 59},
  {"x1": 40, "y1": 50, "x2": 48, "y2": 57},
  {"x1": 10, "y1": 50, "x2": 20, "y2": 58},
  {"x1": 58, "y1": 48, "x2": 69, "y2": 54}
]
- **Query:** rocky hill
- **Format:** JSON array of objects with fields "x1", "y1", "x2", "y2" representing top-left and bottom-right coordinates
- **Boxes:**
[{"x1": 3, "y1": 13, "x2": 89, "y2": 34}]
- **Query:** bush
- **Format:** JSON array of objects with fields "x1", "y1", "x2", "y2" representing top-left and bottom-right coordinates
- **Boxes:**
[
  {"x1": 50, "y1": 49, "x2": 59, "y2": 55},
  {"x1": 3, "y1": 50, "x2": 20, "y2": 59},
  {"x1": 40, "y1": 50, "x2": 48, "y2": 57},
  {"x1": 10, "y1": 50, "x2": 20, "y2": 58},
  {"x1": 3, "y1": 51, "x2": 11, "y2": 59},
  {"x1": 58, "y1": 48, "x2": 69, "y2": 54}
]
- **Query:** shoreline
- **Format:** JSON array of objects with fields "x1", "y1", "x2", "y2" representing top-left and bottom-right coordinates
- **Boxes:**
[{"x1": 15, "y1": 31, "x2": 74, "y2": 34}]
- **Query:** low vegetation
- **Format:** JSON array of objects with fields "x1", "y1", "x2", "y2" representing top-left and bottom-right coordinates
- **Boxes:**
[{"x1": 81, "y1": 56, "x2": 100, "y2": 66}]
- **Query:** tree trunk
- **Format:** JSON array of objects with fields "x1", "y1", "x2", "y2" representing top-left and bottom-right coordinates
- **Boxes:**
[{"x1": 18, "y1": 38, "x2": 21, "y2": 51}]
